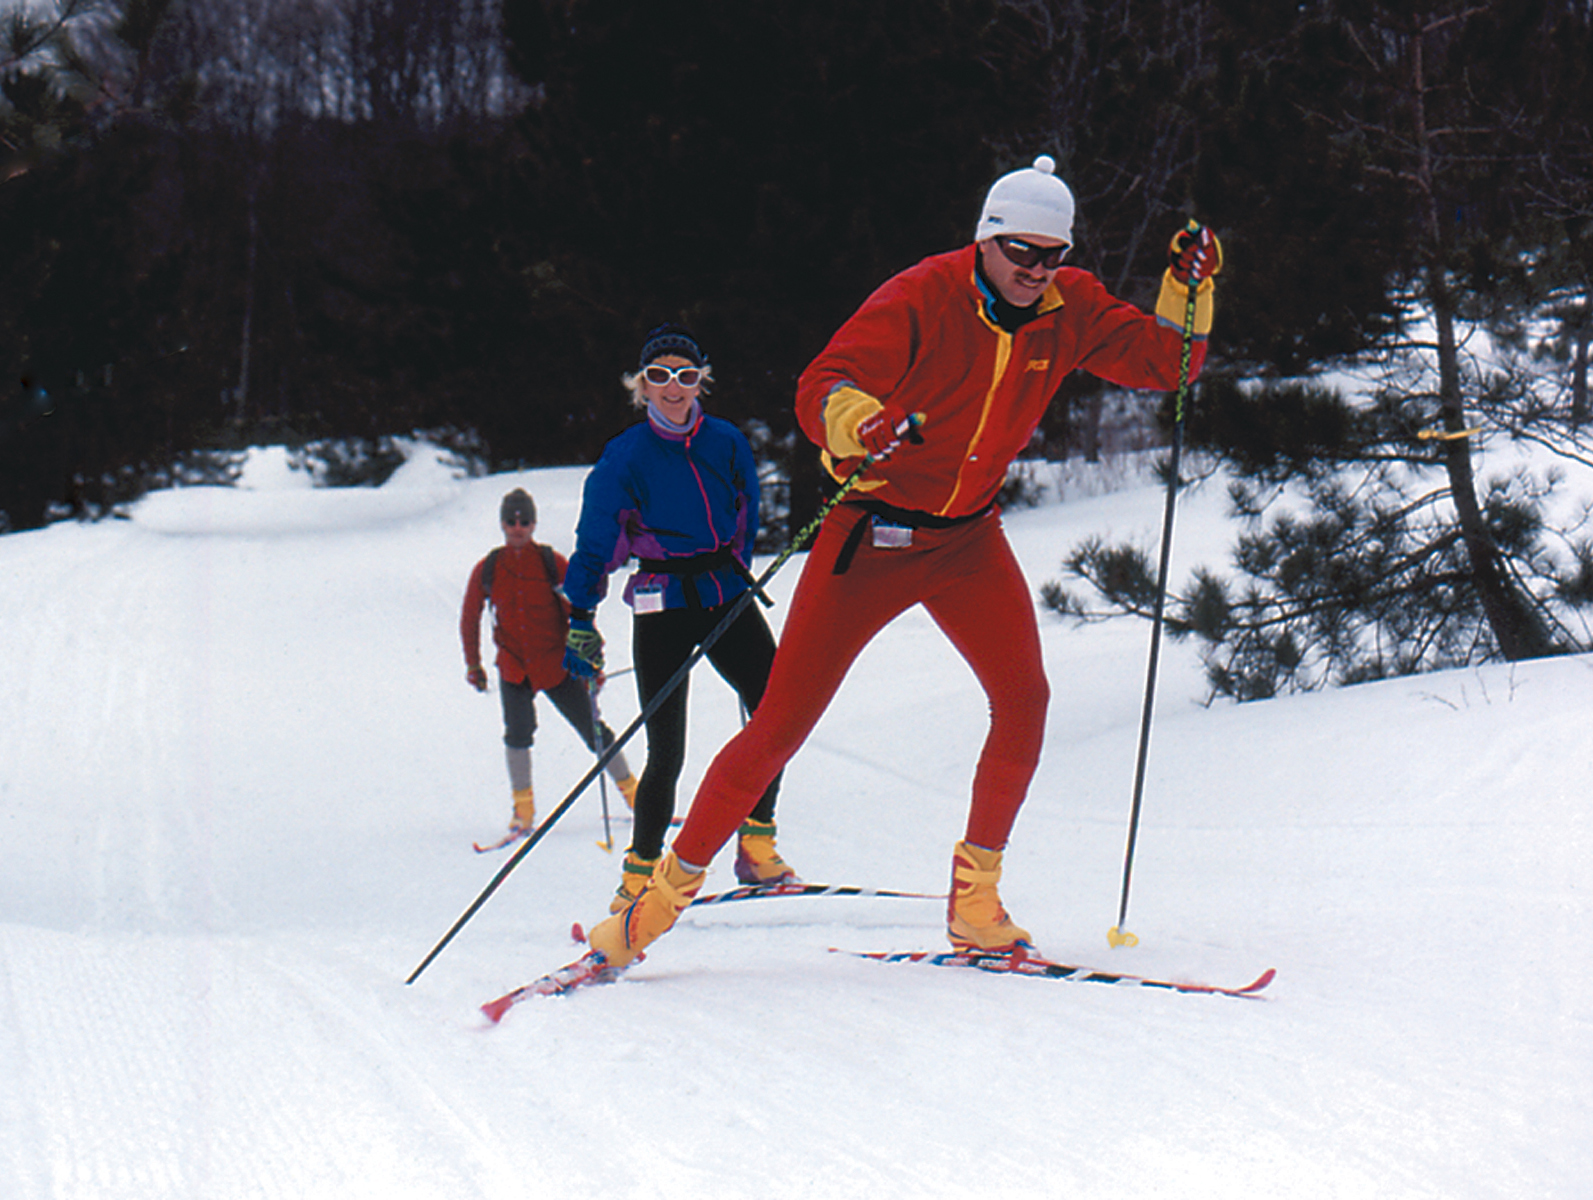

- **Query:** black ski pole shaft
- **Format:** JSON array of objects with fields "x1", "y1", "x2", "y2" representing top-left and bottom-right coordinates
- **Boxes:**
[
  {"x1": 1111, "y1": 228, "x2": 1201, "y2": 948},
  {"x1": 589, "y1": 683, "x2": 613, "y2": 853},
  {"x1": 404, "y1": 421, "x2": 915, "y2": 985}
]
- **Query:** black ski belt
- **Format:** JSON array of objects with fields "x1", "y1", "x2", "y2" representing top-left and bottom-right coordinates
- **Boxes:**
[
  {"x1": 830, "y1": 496, "x2": 995, "y2": 576},
  {"x1": 638, "y1": 545, "x2": 772, "y2": 610}
]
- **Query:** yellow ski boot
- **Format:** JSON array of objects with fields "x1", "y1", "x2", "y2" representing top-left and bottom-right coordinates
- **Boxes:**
[
  {"x1": 509, "y1": 786, "x2": 536, "y2": 836},
  {"x1": 946, "y1": 840, "x2": 1032, "y2": 953},
  {"x1": 734, "y1": 818, "x2": 798, "y2": 885},
  {"x1": 616, "y1": 775, "x2": 639, "y2": 811},
  {"x1": 609, "y1": 850, "x2": 659, "y2": 914},
  {"x1": 587, "y1": 852, "x2": 705, "y2": 970}
]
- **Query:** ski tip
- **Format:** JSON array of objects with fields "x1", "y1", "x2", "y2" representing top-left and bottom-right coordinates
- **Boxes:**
[
  {"x1": 1241, "y1": 967, "x2": 1277, "y2": 994},
  {"x1": 480, "y1": 995, "x2": 514, "y2": 1024},
  {"x1": 571, "y1": 921, "x2": 587, "y2": 944},
  {"x1": 473, "y1": 830, "x2": 528, "y2": 853}
]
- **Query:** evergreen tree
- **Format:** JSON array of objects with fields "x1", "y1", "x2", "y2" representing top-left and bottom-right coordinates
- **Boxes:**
[
  {"x1": 0, "y1": 0, "x2": 203, "y2": 528},
  {"x1": 1055, "y1": 0, "x2": 1593, "y2": 699}
]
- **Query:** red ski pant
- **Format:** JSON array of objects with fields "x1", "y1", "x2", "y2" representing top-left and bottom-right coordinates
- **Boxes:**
[{"x1": 673, "y1": 505, "x2": 1049, "y2": 866}]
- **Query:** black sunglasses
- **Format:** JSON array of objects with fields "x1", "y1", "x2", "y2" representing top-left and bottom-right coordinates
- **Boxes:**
[
  {"x1": 502, "y1": 514, "x2": 533, "y2": 527},
  {"x1": 995, "y1": 236, "x2": 1070, "y2": 270}
]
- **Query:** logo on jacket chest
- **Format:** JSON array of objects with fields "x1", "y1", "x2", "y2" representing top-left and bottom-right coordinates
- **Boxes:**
[{"x1": 1026, "y1": 358, "x2": 1051, "y2": 372}]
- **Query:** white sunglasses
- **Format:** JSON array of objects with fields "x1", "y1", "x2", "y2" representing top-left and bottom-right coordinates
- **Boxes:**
[{"x1": 642, "y1": 364, "x2": 705, "y2": 388}]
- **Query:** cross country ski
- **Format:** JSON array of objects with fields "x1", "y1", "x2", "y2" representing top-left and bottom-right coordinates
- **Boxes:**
[
  {"x1": 479, "y1": 949, "x2": 634, "y2": 1021},
  {"x1": 565, "y1": 880, "x2": 942, "y2": 944},
  {"x1": 689, "y1": 880, "x2": 943, "y2": 907},
  {"x1": 835, "y1": 948, "x2": 1275, "y2": 998},
  {"x1": 479, "y1": 945, "x2": 1272, "y2": 1025},
  {"x1": 472, "y1": 827, "x2": 532, "y2": 854},
  {"x1": 474, "y1": 813, "x2": 683, "y2": 855}
]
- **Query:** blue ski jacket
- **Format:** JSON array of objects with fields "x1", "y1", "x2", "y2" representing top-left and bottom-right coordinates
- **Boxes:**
[{"x1": 563, "y1": 411, "x2": 760, "y2": 615}]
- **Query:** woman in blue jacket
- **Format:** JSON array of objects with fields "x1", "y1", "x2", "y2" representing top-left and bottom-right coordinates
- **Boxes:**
[{"x1": 562, "y1": 324, "x2": 797, "y2": 911}]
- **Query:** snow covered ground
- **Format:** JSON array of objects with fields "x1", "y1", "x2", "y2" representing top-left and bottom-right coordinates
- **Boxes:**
[{"x1": 0, "y1": 441, "x2": 1588, "y2": 1200}]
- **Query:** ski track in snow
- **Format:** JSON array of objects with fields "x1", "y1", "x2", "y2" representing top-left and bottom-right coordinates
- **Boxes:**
[
  {"x1": 1, "y1": 447, "x2": 1589, "y2": 1199},
  {"x1": 0, "y1": 927, "x2": 538, "y2": 1198}
]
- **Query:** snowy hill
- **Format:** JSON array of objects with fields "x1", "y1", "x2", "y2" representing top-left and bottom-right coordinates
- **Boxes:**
[{"x1": 0, "y1": 442, "x2": 1587, "y2": 1200}]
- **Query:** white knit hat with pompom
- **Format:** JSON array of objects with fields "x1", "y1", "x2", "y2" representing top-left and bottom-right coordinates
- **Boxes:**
[{"x1": 975, "y1": 155, "x2": 1075, "y2": 245}]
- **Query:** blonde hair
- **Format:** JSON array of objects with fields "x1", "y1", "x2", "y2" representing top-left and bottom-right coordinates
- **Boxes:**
[{"x1": 623, "y1": 364, "x2": 714, "y2": 410}]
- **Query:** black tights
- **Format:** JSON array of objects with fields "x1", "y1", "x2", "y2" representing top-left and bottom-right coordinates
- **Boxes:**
[{"x1": 630, "y1": 601, "x2": 781, "y2": 858}]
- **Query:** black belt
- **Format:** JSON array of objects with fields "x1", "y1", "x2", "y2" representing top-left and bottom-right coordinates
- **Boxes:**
[
  {"x1": 844, "y1": 495, "x2": 994, "y2": 530},
  {"x1": 637, "y1": 546, "x2": 772, "y2": 610},
  {"x1": 830, "y1": 497, "x2": 995, "y2": 575}
]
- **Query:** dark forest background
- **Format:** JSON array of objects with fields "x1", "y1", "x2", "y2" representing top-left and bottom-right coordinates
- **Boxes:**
[{"x1": 3, "y1": 0, "x2": 1591, "y2": 552}]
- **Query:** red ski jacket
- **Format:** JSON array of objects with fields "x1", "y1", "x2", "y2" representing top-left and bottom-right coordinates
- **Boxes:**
[
  {"x1": 460, "y1": 542, "x2": 570, "y2": 691},
  {"x1": 797, "y1": 244, "x2": 1209, "y2": 519}
]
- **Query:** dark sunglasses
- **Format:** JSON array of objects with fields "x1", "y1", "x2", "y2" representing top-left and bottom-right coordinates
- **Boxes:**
[
  {"x1": 642, "y1": 363, "x2": 705, "y2": 388},
  {"x1": 995, "y1": 236, "x2": 1070, "y2": 270},
  {"x1": 502, "y1": 514, "x2": 533, "y2": 527}
]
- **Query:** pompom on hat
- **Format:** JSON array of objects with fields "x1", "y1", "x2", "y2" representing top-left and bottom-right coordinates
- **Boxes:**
[
  {"x1": 974, "y1": 155, "x2": 1075, "y2": 246},
  {"x1": 638, "y1": 323, "x2": 707, "y2": 368}
]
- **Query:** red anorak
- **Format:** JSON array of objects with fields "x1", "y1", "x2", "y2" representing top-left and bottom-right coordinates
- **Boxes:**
[
  {"x1": 460, "y1": 543, "x2": 570, "y2": 691},
  {"x1": 797, "y1": 244, "x2": 1207, "y2": 518}
]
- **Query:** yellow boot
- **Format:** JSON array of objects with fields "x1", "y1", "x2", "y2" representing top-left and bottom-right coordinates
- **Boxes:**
[
  {"x1": 947, "y1": 840, "x2": 1032, "y2": 953},
  {"x1": 587, "y1": 852, "x2": 704, "y2": 970},
  {"x1": 616, "y1": 774, "x2": 639, "y2": 811},
  {"x1": 734, "y1": 818, "x2": 798, "y2": 885},
  {"x1": 509, "y1": 786, "x2": 536, "y2": 835},
  {"x1": 609, "y1": 850, "x2": 658, "y2": 914}
]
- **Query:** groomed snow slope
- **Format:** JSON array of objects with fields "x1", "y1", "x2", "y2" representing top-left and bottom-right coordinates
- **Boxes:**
[{"x1": 0, "y1": 444, "x2": 1587, "y2": 1200}]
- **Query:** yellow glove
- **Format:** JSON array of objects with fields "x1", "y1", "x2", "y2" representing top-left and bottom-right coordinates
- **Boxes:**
[
  {"x1": 822, "y1": 386, "x2": 885, "y2": 459},
  {"x1": 1155, "y1": 222, "x2": 1222, "y2": 336},
  {"x1": 823, "y1": 387, "x2": 926, "y2": 461}
]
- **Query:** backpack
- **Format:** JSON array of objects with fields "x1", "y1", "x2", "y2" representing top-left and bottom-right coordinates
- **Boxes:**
[{"x1": 481, "y1": 542, "x2": 560, "y2": 604}]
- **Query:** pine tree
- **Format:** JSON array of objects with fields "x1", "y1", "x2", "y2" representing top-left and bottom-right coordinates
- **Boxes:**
[{"x1": 1054, "y1": 1, "x2": 1593, "y2": 699}]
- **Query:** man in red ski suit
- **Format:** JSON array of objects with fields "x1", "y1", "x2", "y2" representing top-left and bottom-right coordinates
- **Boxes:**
[{"x1": 586, "y1": 154, "x2": 1222, "y2": 966}]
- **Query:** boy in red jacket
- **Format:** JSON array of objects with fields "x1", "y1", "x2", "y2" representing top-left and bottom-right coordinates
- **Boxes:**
[
  {"x1": 586, "y1": 156, "x2": 1222, "y2": 966},
  {"x1": 461, "y1": 488, "x2": 637, "y2": 841}
]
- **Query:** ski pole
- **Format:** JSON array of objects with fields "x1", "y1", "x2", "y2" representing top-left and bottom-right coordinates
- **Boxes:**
[
  {"x1": 1109, "y1": 223, "x2": 1203, "y2": 950},
  {"x1": 406, "y1": 415, "x2": 921, "y2": 984},
  {"x1": 589, "y1": 682, "x2": 614, "y2": 853}
]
